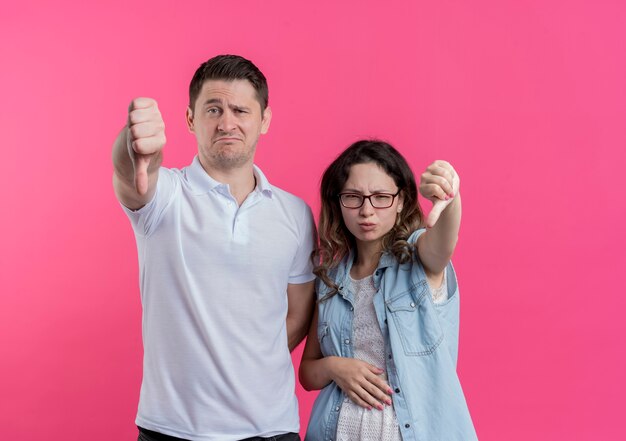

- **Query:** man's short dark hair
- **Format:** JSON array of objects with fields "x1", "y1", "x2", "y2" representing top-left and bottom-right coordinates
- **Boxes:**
[{"x1": 189, "y1": 54, "x2": 269, "y2": 111}]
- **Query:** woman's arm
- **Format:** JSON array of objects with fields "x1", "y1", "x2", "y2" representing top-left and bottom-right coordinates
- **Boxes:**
[
  {"x1": 299, "y1": 307, "x2": 393, "y2": 410},
  {"x1": 417, "y1": 160, "x2": 462, "y2": 276}
]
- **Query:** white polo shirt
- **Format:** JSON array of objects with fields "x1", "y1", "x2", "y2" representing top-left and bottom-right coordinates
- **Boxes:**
[{"x1": 122, "y1": 156, "x2": 316, "y2": 440}]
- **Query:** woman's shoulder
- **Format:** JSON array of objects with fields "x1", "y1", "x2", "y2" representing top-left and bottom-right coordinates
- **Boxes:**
[
  {"x1": 315, "y1": 253, "x2": 352, "y2": 298},
  {"x1": 407, "y1": 227, "x2": 427, "y2": 245}
]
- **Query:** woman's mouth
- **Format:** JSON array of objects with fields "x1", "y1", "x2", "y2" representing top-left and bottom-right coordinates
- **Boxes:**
[{"x1": 358, "y1": 223, "x2": 376, "y2": 231}]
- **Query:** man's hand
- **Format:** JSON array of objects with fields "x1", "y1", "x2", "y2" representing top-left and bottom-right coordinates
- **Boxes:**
[
  {"x1": 127, "y1": 98, "x2": 166, "y2": 195},
  {"x1": 419, "y1": 160, "x2": 460, "y2": 228}
]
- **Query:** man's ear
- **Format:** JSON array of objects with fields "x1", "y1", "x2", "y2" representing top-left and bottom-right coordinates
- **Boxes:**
[
  {"x1": 260, "y1": 106, "x2": 272, "y2": 134},
  {"x1": 186, "y1": 107, "x2": 194, "y2": 133}
]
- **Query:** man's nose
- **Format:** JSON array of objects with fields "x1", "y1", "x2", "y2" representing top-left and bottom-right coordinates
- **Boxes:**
[{"x1": 218, "y1": 110, "x2": 237, "y2": 132}]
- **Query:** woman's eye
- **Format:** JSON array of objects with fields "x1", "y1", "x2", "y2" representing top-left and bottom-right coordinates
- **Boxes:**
[{"x1": 373, "y1": 195, "x2": 392, "y2": 203}]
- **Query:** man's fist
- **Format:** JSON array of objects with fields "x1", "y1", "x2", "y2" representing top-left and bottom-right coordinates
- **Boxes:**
[{"x1": 127, "y1": 98, "x2": 166, "y2": 195}]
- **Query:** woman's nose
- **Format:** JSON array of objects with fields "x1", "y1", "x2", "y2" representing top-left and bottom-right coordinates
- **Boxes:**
[{"x1": 359, "y1": 197, "x2": 375, "y2": 215}]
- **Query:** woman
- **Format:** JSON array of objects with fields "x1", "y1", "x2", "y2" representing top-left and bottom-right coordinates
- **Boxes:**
[{"x1": 300, "y1": 140, "x2": 477, "y2": 440}]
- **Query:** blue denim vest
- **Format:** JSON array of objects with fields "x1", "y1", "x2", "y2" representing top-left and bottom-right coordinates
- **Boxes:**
[{"x1": 305, "y1": 229, "x2": 477, "y2": 441}]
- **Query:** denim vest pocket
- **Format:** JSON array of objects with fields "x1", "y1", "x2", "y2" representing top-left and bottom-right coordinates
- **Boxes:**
[{"x1": 386, "y1": 283, "x2": 443, "y2": 356}]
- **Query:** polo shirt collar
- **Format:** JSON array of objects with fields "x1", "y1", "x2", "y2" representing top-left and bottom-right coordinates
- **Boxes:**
[
  {"x1": 186, "y1": 156, "x2": 273, "y2": 198},
  {"x1": 252, "y1": 164, "x2": 273, "y2": 198}
]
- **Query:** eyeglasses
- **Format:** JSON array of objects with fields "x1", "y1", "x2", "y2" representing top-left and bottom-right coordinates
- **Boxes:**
[{"x1": 338, "y1": 190, "x2": 401, "y2": 209}]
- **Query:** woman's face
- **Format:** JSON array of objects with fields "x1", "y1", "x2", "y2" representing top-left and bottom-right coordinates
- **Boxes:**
[{"x1": 339, "y1": 162, "x2": 403, "y2": 248}]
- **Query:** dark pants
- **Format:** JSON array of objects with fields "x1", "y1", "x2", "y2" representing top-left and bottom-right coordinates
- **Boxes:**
[{"x1": 137, "y1": 426, "x2": 301, "y2": 441}]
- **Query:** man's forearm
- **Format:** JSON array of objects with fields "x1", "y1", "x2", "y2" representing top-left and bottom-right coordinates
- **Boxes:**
[{"x1": 287, "y1": 316, "x2": 310, "y2": 352}]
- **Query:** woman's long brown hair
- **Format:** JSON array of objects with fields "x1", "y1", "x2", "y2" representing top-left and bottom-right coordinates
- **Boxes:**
[{"x1": 314, "y1": 139, "x2": 424, "y2": 300}]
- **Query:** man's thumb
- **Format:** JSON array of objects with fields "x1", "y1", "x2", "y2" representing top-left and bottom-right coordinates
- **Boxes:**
[{"x1": 134, "y1": 155, "x2": 151, "y2": 196}]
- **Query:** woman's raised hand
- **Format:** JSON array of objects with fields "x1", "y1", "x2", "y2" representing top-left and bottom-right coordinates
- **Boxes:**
[{"x1": 419, "y1": 160, "x2": 460, "y2": 228}]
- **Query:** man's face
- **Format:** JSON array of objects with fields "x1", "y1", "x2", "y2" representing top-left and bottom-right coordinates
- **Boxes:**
[{"x1": 186, "y1": 79, "x2": 271, "y2": 172}]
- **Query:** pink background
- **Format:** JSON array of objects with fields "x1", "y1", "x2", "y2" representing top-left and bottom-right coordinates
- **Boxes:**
[{"x1": 1, "y1": 1, "x2": 625, "y2": 439}]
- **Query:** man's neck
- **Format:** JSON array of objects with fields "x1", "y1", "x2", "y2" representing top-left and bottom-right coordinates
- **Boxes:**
[{"x1": 199, "y1": 159, "x2": 257, "y2": 206}]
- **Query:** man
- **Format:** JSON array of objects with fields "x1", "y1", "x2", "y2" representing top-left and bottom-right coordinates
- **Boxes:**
[{"x1": 113, "y1": 55, "x2": 316, "y2": 441}]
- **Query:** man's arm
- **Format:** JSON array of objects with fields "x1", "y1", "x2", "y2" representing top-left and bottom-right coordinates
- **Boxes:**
[
  {"x1": 113, "y1": 98, "x2": 165, "y2": 210},
  {"x1": 286, "y1": 281, "x2": 315, "y2": 352}
]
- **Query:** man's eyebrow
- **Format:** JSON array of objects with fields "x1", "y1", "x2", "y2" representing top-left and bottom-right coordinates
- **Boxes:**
[
  {"x1": 202, "y1": 99, "x2": 249, "y2": 110},
  {"x1": 202, "y1": 98, "x2": 223, "y2": 106}
]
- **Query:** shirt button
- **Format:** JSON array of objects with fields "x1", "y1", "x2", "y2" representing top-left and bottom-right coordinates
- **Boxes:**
[
  {"x1": 335, "y1": 406, "x2": 340, "y2": 411},
  {"x1": 375, "y1": 270, "x2": 380, "y2": 276},
  {"x1": 410, "y1": 302, "x2": 415, "y2": 308},
  {"x1": 405, "y1": 423, "x2": 410, "y2": 428},
  {"x1": 344, "y1": 339, "x2": 350, "y2": 344},
  {"x1": 395, "y1": 388, "x2": 400, "y2": 393},
  {"x1": 350, "y1": 306, "x2": 354, "y2": 311}
]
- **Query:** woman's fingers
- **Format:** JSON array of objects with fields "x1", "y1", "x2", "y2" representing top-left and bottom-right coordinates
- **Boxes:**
[
  {"x1": 346, "y1": 387, "x2": 376, "y2": 410},
  {"x1": 420, "y1": 161, "x2": 460, "y2": 200},
  {"x1": 361, "y1": 376, "x2": 393, "y2": 407},
  {"x1": 350, "y1": 384, "x2": 388, "y2": 410},
  {"x1": 331, "y1": 358, "x2": 395, "y2": 410},
  {"x1": 421, "y1": 182, "x2": 450, "y2": 201},
  {"x1": 351, "y1": 364, "x2": 393, "y2": 409}
]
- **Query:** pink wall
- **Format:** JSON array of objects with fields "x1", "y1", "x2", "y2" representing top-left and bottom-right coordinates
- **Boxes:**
[{"x1": 1, "y1": 1, "x2": 625, "y2": 439}]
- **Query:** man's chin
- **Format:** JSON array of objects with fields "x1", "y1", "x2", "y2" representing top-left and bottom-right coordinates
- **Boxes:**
[{"x1": 212, "y1": 153, "x2": 253, "y2": 170}]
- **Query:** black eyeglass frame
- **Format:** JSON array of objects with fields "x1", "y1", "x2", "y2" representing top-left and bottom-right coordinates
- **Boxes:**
[{"x1": 338, "y1": 190, "x2": 402, "y2": 209}]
